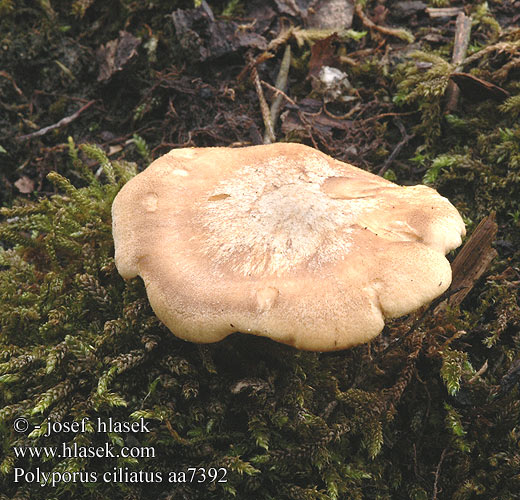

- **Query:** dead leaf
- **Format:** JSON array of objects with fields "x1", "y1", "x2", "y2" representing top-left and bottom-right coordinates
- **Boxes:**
[{"x1": 308, "y1": 34, "x2": 339, "y2": 79}]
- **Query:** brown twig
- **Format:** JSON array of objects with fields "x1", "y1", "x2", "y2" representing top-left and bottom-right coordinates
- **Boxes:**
[
  {"x1": 378, "y1": 119, "x2": 414, "y2": 176},
  {"x1": 237, "y1": 51, "x2": 274, "y2": 82},
  {"x1": 338, "y1": 55, "x2": 358, "y2": 66},
  {"x1": 362, "y1": 110, "x2": 417, "y2": 123},
  {"x1": 0, "y1": 70, "x2": 24, "y2": 96},
  {"x1": 462, "y1": 41, "x2": 520, "y2": 68},
  {"x1": 322, "y1": 102, "x2": 361, "y2": 120},
  {"x1": 355, "y1": 2, "x2": 414, "y2": 42},
  {"x1": 432, "y1": 446, "x2": 449, "y2": 500},
  {"x1": 468, "y1": 360, "x2": 489, "y2": 384},
  {"x1": 16, "y1": 100, "x2": 96, "y2": 141},
  {"x1": 261, "y1": 80, "x2": 296, "y2": 107},
  {"x1": 165, "y1": 420, "x2": 189, "y2": 445},
  {"x1": 445, "y1": 13, "x2": 472, "y2": 112}
]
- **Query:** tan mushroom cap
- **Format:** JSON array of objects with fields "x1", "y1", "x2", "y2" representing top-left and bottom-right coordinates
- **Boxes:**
[{"x1": 112, "y1": 143, "x2": 465, "y2": 351}]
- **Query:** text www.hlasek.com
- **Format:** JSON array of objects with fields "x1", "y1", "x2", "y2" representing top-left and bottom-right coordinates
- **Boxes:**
[{"x1": 14, "y1": 441, "x2": 154, "y2": 460}]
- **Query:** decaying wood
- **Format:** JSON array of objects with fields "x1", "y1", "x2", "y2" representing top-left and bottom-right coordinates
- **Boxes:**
[
  {"x1": 448, "y1": 213, "x2": 498, "y2": 307},
  {"x1": 445, "y1": 13, "x2": 472, "y2": 112}
]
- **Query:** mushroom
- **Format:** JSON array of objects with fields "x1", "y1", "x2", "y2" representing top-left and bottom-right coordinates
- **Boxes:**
[{"x1": 112, "y1": 143, "x2": 465, "y2": 351}]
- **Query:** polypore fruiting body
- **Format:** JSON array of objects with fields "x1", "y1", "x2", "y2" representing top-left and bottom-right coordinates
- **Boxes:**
[{"x1": 112, "y1": 143, "x2": 465, "y2": 351}]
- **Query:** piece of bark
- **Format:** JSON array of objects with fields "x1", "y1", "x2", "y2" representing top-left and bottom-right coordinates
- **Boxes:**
[
  {"x1": 445, "y1": 13, "x2": 472, "y2": 112},
  {"x1": 448, "y1": 213, "x2": 498, "y2": 307}
]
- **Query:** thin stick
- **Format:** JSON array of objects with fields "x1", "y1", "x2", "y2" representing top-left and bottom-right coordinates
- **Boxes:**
[
  {"x1": 432, "y1": 447, "x2": 448, "y2": 500},
  {"x1": 468, "y1": 359, "x2": 488, "y2": 384},
  {"x1": 0, "y1": 70, "x2": 24, "y2": 96},
  {"x1": 362, "y1": 110, "x2": 417, "y2": 123},
  {"x1": 338, "y1": 55, "x2": 358, "y2": 66},
  {"x1": 445, "y1": 13, "x2": 472, "y2": 112},
  {"x1": 261, "y1": 80, "x2": 297, "y2": 106},
  {"x1": 251, "y1": 67, "x2": 275, "y2": 144},
  {"x1": 16, "y1": 100, "x2": 96, "y2": 141},
  {"x1": 264, "y1": 44, "x2": 292, "y2": 143},
  {"x1": 426, "y1": 7, "x2": 463, "y2": 18},
  {"x1": 462, "y1": 41, "x2": 520, "y2": 67},
  {"x1": 355, "y1": 2, "x2": 414, "y2": 42},
  {"x1": 378, "y1": 119, "x2": 414, "y2": 176}
]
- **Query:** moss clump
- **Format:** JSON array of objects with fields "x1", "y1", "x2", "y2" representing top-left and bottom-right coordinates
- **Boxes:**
[{"x1": 393, "y1": 51, "x2": 453, "y2": 148}]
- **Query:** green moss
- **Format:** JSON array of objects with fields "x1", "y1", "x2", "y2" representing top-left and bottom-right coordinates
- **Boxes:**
[{"x1": 393, "y1": 51, "x2": 453, "y2": 148}]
